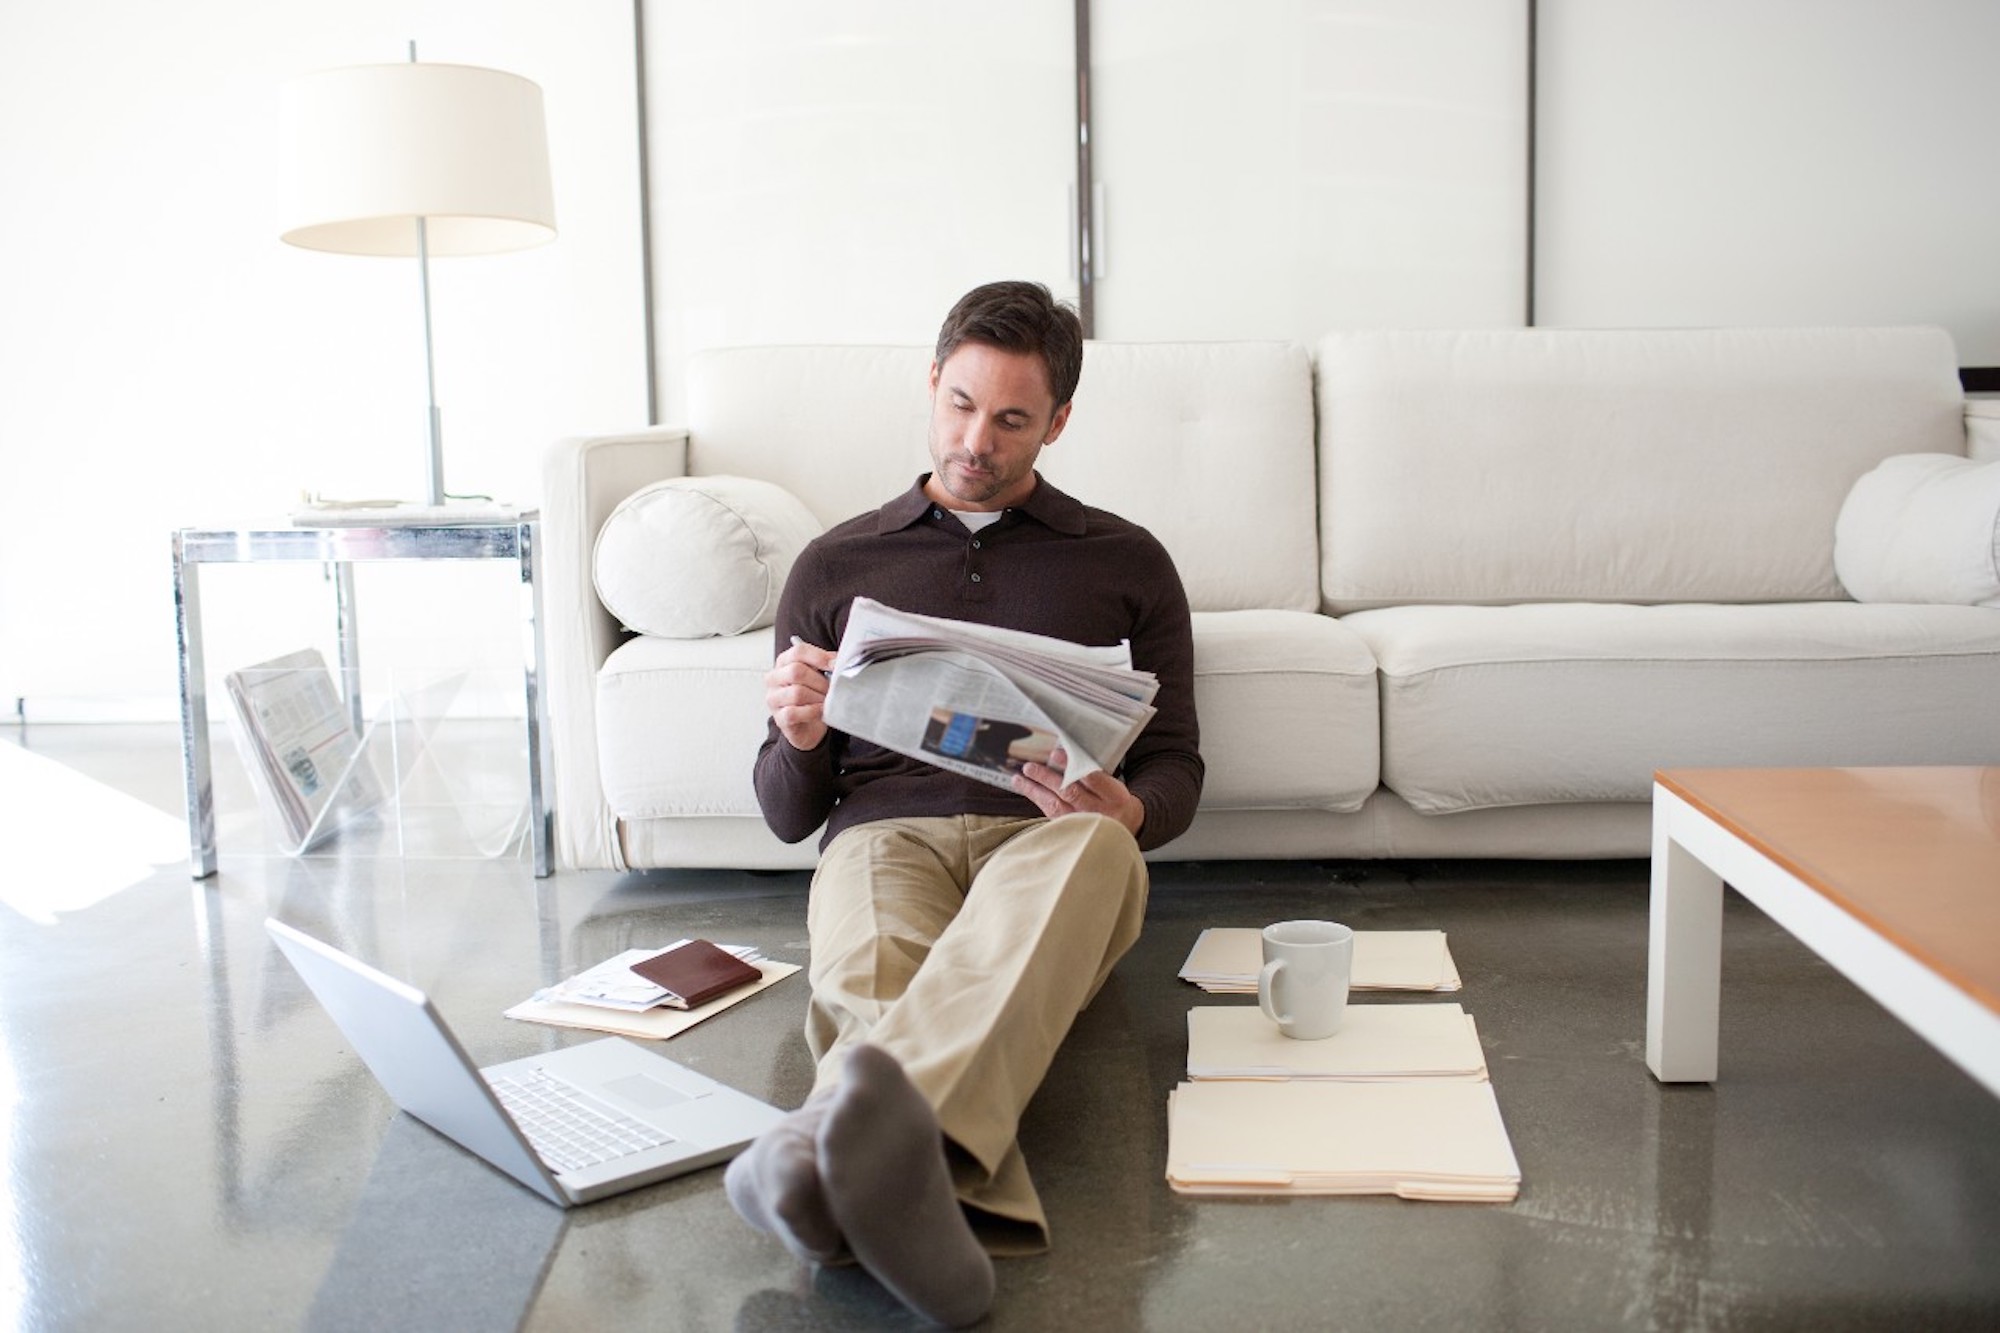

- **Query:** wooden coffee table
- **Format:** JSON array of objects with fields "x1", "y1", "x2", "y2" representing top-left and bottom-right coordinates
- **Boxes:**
[{"x1": 1647, "y1": 766, "x2": 2000, "y2": 1098}]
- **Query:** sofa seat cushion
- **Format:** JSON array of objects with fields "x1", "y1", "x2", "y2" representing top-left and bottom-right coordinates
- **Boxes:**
[
  {"x1": 598, "y1": 632, "x2": 772, "y2": 819},
  {"x1": 1344, "y1": 602, "x2": 2000, "y2": 814},
  {"x1": 1190, "y1": 610, "x2": 1380, "y2": 813},
  {"x1": 597, "y1": 608, "x2": 1382, "y2": 824}
]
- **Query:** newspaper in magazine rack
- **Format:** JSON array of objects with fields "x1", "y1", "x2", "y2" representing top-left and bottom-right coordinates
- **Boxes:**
[
  {"x1": 822, "y1": 597, "x2": 1159, "y2": 791},
  {"x1": 224, "y1": 649, "x2": 385, "y2": 853}
]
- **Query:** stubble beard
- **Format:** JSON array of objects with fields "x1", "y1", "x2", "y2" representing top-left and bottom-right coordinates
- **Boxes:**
[{"x1": 940, "y1": 456, "x2": 1008, "y2": 505}]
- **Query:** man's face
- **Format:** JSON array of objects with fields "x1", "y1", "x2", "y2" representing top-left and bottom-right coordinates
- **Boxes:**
[{"x1": 924, "y1": 342, "x2": 1072, "y2": 512}]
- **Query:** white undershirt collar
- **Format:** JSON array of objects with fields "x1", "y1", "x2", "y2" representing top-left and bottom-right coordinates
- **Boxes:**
[{"x1": 949, "y1": 508, "x2": 1007, "y2": 533}]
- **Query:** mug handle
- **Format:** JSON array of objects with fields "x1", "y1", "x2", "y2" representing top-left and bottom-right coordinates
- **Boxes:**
[{"x1": 1258, "y1": 958, "x2": 1290, "y2": 1026}]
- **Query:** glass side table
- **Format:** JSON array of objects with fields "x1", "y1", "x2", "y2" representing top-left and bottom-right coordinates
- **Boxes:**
[{"x1": 172, "y1": 513, "x2": 554, "y2": 878}]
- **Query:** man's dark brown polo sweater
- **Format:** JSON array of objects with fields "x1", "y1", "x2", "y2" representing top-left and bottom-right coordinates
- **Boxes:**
[{"x1": 753, "y1": 474, "x2": 1203, "y2": 854}]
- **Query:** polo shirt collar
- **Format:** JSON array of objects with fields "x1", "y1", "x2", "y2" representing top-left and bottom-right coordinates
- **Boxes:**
[{"x1": 877, "y1": 473, "x2": 1088, "y2": 536}]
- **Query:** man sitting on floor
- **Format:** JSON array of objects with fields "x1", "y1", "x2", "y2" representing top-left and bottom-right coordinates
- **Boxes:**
[{"x1": 724, "y1": 279, "x2": 1203, "y2": 1325}]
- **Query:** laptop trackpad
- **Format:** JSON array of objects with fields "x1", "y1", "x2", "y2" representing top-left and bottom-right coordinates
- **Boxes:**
[{"x1": 599, "y1": 1073, "x2": 692, "y2": 1110}]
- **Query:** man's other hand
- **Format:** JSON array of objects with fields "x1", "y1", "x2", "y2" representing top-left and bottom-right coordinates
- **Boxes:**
[
  {"x1": 1013, "y1": 748, "x2": 1144, "y2": 837},
  {"x1": 767, "y1": 638, "x2": 836, "y2": 751}
]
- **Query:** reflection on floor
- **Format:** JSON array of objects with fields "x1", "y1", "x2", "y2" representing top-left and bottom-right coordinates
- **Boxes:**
[
  {"x1": 4, "y1": 723, "x2": 1998, "y2": 1332},
  {"x1": 0, "y1": 735, "x2": 187, "y2": 923}
]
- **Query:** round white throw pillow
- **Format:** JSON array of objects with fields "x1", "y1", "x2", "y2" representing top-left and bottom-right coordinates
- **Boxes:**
[
  {"x1": 593, "y1": 475, "x2": 822, "y2": 637},
  {"x1": 1833, "y1": 453, "x2": 2000, "y2": 606}
]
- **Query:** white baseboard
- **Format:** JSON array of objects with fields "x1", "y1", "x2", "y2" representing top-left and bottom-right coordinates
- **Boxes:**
[{"x1": 11, "y1": 696, "x2": 178, "y2": 724}]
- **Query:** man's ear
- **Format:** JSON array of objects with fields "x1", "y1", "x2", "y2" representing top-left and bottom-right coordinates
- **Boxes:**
[
  {"x1": 928, "y1": 360, "x2": 941, "y2": 396},
  {"x1": 1042, "y1": 400, "x2": 1073, "y2": 447}
]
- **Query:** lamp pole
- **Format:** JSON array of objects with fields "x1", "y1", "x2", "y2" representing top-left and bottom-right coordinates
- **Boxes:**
[{"x1": 411, "y1": 40, "x2": 446, "y2": 506}]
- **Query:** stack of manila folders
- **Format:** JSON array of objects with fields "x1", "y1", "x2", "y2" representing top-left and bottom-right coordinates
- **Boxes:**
[{"x1": 1167, "y1": 928, "x2": 1519, "y2": 1202}]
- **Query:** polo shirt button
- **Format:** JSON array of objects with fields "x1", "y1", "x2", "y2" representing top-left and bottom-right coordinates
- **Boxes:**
[
  {"x1": 970, "y1": 573, "x2": 982, "y2": 583},
  {"x1": 932, "y1": 508, "x2": 943, "y2": 519},
  {"x1": 971, "y1": 539, "x2": 982, "y2": 549}
]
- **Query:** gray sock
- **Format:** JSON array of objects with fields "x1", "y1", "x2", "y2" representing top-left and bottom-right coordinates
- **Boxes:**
[
  {"x1": 816, "y1": 1045, "x2": 996, "y2": 1328},
  {"x1": 724, "y1": 1101, "x2": 843, "y2": 1264}
]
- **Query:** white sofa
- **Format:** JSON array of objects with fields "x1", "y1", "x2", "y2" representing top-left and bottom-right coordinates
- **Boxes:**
[{"x1": 542, "y1": 327, "x2": 2000, "y2": 871}]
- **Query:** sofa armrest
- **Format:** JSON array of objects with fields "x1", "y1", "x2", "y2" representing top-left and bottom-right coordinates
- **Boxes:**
[
  {"x1": 1967, "y1": 398, "x2": 2000, "y2": 463},
  {"x1": 540, "y1": 428, "x2": 690, "y2": 868}
]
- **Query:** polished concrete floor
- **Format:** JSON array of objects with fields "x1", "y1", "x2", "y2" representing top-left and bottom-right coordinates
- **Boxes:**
[{"x1": 4, "y1": 724, "x2": 1998, "y2": 1331}]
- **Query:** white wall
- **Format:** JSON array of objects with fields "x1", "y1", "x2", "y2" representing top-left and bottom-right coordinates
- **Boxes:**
[
  {"x1": 8, "y1": 2, "x2": 1992, "y2": 721},
  {"x1": 642, "y1": 0, "x2": 1078, "y2": 428},
  {"x1": 1538, "y1": 0, "x2": 2000, "y2": 363},
  {"x1": 0, "y1": 0, "x2": 648, "y2": 721},
  {"x1": 1093, "y1": 0, "x2": 1528, "y2": 339},
  {"x1": 643, "y1": 0, "x2": 1528, "y2": 396}
]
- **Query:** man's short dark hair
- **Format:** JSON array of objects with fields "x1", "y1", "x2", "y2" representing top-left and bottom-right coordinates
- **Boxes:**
[{"x1": 933, "y1": 280, "x2": 1085, "y2": 408}]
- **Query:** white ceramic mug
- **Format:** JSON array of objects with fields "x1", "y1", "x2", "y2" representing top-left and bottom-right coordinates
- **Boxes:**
[{"x1": 1257, "y1": 919, "x2": 1354, "y2": 1040}]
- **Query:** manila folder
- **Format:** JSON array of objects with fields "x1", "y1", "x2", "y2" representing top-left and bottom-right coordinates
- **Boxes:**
[{"x1": 1167, "y1": 1079, "x2": 1520, "y2": 1201}]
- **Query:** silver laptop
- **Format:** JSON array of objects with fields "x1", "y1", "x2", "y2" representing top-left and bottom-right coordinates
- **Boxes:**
[{"x1": 267, "y1": 917, "x2": 786, "y2": 1207}]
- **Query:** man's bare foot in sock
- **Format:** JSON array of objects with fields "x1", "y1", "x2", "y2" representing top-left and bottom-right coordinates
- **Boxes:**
[
  {"x1": 724, "y1": 1101, "x2": 843, "y2": 1264},
  {"x1": 816, "y1": 1044, "x2": 995, "y2": 1328}
]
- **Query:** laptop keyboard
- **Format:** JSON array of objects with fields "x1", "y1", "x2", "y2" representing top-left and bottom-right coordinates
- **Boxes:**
[{"x1": 487, "y1": 1066, "x2": 677, "y2": 1174}]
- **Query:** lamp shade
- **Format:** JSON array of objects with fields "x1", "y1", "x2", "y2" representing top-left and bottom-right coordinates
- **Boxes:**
[{"x1": 280, "y1": 61, "x2": 556, "y2": 256}]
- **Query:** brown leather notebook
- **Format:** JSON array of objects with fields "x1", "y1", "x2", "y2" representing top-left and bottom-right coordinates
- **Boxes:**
[{"x1": 629, "y1": 939, "x2": 764, "y2": 1010}]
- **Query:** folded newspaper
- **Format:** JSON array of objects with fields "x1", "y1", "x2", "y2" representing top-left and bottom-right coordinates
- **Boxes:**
[
  {"x1": 223, "y1": 648, "x2": 383, "y2": 850},
  {"x1": 823, "y1": 597, "x2": 1158, "y2": 790}
]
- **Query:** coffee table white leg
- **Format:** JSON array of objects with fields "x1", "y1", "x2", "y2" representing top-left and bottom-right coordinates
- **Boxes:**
[{"x1": 1647, "y1": 788, "x2": 1725, "y2": 1082}]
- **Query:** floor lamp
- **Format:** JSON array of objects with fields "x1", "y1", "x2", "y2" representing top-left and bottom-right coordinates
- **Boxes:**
[{"x1": 279, "y1": 46, "x2": 557, "y2": 510}]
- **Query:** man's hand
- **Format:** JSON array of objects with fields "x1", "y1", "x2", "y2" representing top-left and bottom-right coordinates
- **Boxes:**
[
  {"x1": 1013, "y1": 748, "x2": 1145, "y2": 837},
  {"x1": 766, "y1": 638, "x2": 836, "y2": 751}
]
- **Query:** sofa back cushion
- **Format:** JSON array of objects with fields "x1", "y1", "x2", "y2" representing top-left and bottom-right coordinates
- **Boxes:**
[
  {"x1": 1315, "y1": 327, "x2": 1967, "y2": 611},
  {"x1": 1042, "y1": 342, "x2": 1320, "y2": 613},
  {"x1": 687, "y1": 344, "x2": 936, "y2": 532},
  {"x1": 686, "y1": 341, "x2": 1319, "y2": 614}
]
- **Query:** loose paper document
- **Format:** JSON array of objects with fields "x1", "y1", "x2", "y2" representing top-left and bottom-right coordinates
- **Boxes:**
[
  {"x1": 823, "y1": 597, "x2": 1157, "y2": 791},
  {"x1": 1166, "y1": 1080, "x2": 1521, "y2": 1201},
  {"x1": 290, "y1": 500, "x2": 520, "y2": 528},
  {"x1": 524, "y1": 942, "x2": 766, "y2": 1012},
  {"x1": 504, "y1": 947, "x2": 799, "y2": 1041},
  {"x1": 1186, "y1": 1004, "x2": 1488, "y2": 1082},
  {"x1": 1179, "y1": 928, "x2": 1462, "y2": 993}
]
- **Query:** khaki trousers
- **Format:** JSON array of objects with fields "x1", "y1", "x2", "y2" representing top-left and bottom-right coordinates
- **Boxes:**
[{"x1": 805, "y1": 812, "x2": 1150, "y2": 1253}]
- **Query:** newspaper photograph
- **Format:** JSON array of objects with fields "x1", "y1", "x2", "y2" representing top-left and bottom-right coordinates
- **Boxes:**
[
  {"x1": 822, "y1": 598, "x2": 1157, "y2": 792},
  {"x1": 921, "y1": 708, "x2": 1060, "y2": 779}
]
